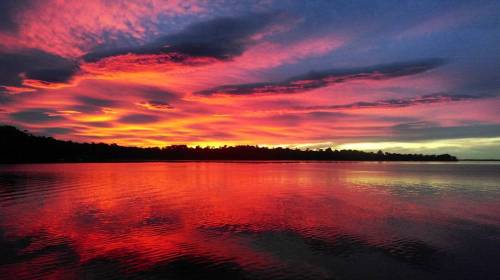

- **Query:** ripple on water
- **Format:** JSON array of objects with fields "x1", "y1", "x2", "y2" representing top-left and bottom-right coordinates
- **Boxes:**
[{"x1": 0, "y1": 162, "x2": 499, "y2": 279}]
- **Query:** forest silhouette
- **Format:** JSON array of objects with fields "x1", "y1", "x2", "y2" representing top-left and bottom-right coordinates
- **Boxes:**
[{"x1": 0, "y1": 125, "x2": 457, "y2": 163}]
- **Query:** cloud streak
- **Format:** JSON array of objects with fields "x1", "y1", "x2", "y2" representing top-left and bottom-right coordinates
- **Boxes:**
[
  {"x1": 10, "y1": 108, "x2": 64, "y2": 123},
  {"x1": 196, "y1": 58, "x2": 447, "y2": 96},
  {"x1": 289, "y1": 93, "x2": 494, "y2": 112},
  {"x1": 118, "y1": 114, "x2": 160, "y2": 124},
  {"x1": 83, "y1": 12, "x2": 282, "y2": 63},
  {"x1": 391, "y1": 122, "x2": 500, "y2": 141}
]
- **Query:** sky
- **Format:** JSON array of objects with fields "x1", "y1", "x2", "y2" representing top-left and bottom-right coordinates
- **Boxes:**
[{"x1": 0, "y1": 0, "x2": 499, "y2": 159}]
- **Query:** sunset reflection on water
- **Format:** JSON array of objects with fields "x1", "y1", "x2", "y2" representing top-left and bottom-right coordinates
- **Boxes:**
[{"x1": 1, "y1": 162, "x2": 499, "y2": 279}]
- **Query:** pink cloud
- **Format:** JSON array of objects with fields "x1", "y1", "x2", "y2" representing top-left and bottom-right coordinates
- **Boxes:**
[{"x1": 8, "y1": 0, "x2": 204, "y2": 57}]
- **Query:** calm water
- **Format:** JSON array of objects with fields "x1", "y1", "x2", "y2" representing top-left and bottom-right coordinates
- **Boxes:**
[{"x1": 0, "y1": 162, "x2": 499, "y2": 280}]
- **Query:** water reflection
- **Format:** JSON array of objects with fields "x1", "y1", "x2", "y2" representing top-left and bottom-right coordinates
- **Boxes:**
[{"x1": 0, "y1": 162, "x2": 499, "y2": 279}]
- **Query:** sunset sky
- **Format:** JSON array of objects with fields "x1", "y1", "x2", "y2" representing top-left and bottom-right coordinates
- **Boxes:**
[{"x1": 1, "y1": 0, "x2": 499, "y2": 159}]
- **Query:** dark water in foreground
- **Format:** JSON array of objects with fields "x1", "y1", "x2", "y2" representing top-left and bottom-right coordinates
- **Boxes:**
[{"x1": 0, "y1": 162, "x2": 499, "y2": 280}]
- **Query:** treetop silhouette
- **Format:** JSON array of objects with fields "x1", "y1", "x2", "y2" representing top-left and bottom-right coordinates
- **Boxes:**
[{"x1": 0, "y1": 126, "x2": 457, "y2": 163}]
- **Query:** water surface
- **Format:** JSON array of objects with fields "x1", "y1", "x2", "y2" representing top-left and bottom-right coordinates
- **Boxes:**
[{"x1": 1, "y1": 162, "x2": 499, "y2": 279}]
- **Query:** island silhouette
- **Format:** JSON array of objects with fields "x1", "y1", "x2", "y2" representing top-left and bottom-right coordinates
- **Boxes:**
[{"x1": 0, "y1": 125, "x2": 457, "y2": 163}]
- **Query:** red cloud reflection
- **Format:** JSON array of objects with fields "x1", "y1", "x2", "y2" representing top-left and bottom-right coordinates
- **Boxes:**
[{"x1": 1, "y1": 163, "x2": 498, "y2": 278}]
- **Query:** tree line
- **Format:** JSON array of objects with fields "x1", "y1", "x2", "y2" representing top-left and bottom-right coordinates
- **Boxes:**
[{"x1": 0, "y1": 125, "x2": 457, "y2": 163}]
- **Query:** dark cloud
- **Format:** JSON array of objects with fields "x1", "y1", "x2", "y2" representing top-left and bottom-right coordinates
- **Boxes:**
[
  {"x1": 69, "y1": 105, "x2": 102, "y2": 114},
  {"x1": 25, "y1": 67, "x2": 78, "y2": 83},
  {"x1": 246, "y1": 111, "x2": 350, "y2": 127},
  {"x1": 294, "y1": 93, "x2": 494, "y2": 111},
  {"x1": 392, "y1": 122, "x2": 500, "y2": 141},
  {"x1": 10, "y1": 109, "x2": 64, "y2": 123},
  {"x1": 196, "y1": 58, "x2": 447, "y2": 96},
  {"x1": 0, "y1": 0, "x2": 32, "y2": 33},
  {"x1": 139, "y1": 87, "x2": 178, "y2": 102},
  {"x1": 118, "y1": 114, "x2": 160, "y2": 124},
  {"x1": 0, "y1": 90, "x2": 13, "y2": 104},
  {"x1": 67, "y1": 96, "x2": 119, "y2": 114},
  {"x1": 306, "y1": 111, "x2": 349, "y2": 119},
  {"x1": 83, "y1": 13, "x2": 280, "y2": 63},
  {"x1": 137, "y1": 87, "x2": 178, "y2": 110},
  {"x1": 42, "y1": 127, "x2": 76, "y2": 135},
  {"x1": 0, "y1": 49, "x2": 79, "y2": 89},
  {"x1": 84, "y1": 122, "x2": 114, "y2": 128},
  {"x1": 76, "y1": 96, "x2": 118, "y2": 107}
]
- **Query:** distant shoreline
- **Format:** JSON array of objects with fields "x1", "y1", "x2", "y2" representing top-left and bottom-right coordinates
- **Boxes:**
[
  {"x1": 459, "y1": 159, "x2": 500, "y2": 161},
  {"x1": 2, "y1": 160, "x2": 498, "y2": 165},
  {"x1": 1, "y1": 125, "x2": 458, "y2": 163},
  {"x1": 0, "y1": 159, "x2": 468, "y2": 164}
]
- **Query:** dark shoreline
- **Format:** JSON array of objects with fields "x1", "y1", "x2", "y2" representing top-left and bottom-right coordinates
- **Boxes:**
[
  {"x1": 0, "y1": 160, "x2": 467, "y2": 164},
  {"x1": 2, "y1": 159, "x2": 498, "y2": 165},
  {"x1": 1, "y1": 125, "x2": 458, "y2": 163},
  {"x1": 460, "y1": 159, "x2": 500, "y2": 161}
]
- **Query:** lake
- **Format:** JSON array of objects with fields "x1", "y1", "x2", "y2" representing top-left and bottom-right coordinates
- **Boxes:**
[{"x1": 0, "y1": 162, "x2": 499, "y2": 279}]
